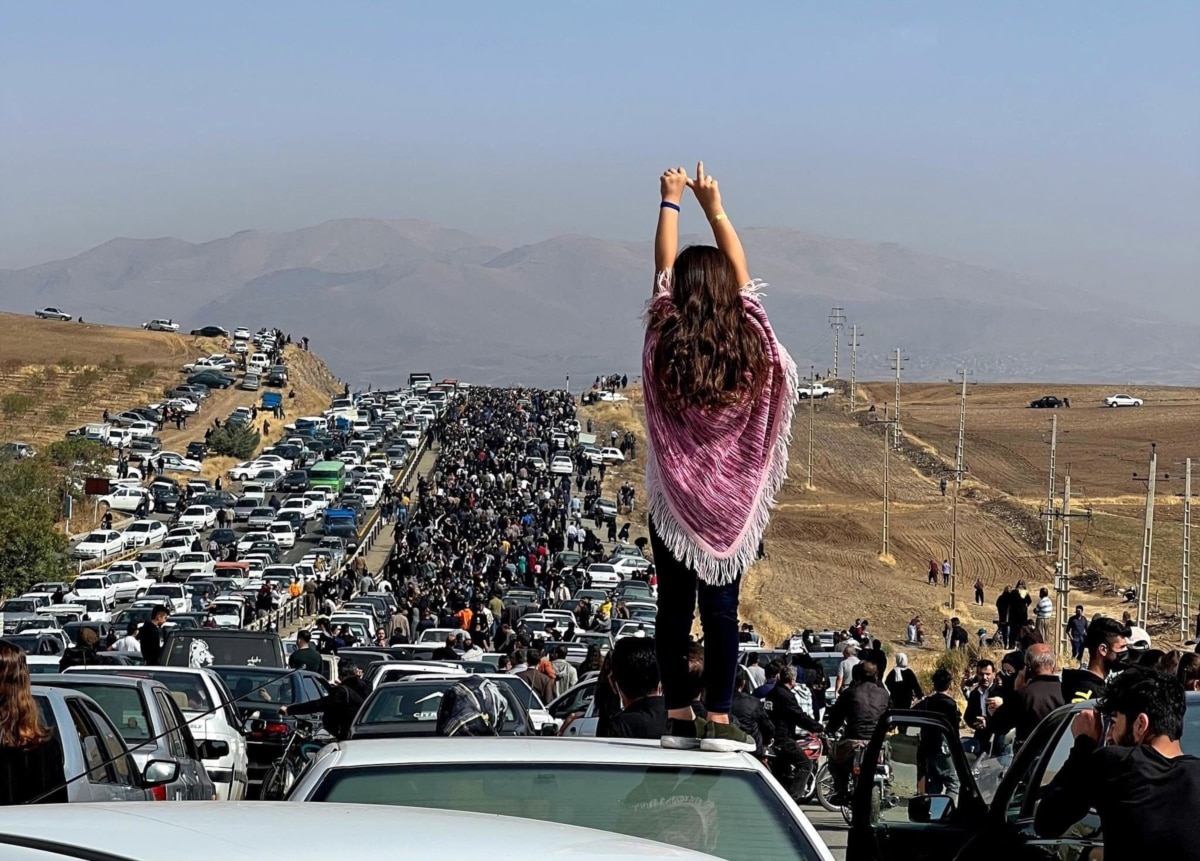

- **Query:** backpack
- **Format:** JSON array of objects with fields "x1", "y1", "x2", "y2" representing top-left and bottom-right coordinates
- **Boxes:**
[{"x1": 436, "y1": 675, "x2": 506, "y2": 737}]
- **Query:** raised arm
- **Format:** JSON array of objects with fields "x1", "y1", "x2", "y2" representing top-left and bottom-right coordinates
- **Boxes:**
[
  {"x1": 655, "y1": 167, "x2": 688, "y2": 277},
  {"x1": 688, "y1": 161, "x2": 750, "y2": 287}
]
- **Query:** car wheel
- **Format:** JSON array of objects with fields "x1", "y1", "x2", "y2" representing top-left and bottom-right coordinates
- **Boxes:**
[{"x1": 136, "y1": 589, "x2": 146, "y2": 599}]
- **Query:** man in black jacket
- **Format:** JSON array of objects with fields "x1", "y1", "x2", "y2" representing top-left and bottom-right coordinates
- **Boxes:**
[
  {"x1": 825, "y1": 661, "x2": 890, "y2": 802},
  {"x1": 1036, "y1": 666, "x2": 1200, "y2": 860},
  {"x1": 731, "y1": 669, "x2": 774, "y2": 756},
  {"x1": 990, "y1": 644, "x2": 1065, "y2": 751},
  {"x1": 281, "y1": 662, "x2": 366, "y2": 740},
  {"x1": 604, "y1": 637, "x2": 666, "y2": 741},
  {"x1": 962, "y1": 659, "x2": 1001, "y2": 755},
  {"x1": 138, "y1": 606, "x2": 169, "y2": 665},
  {"x1": 764, "y1": 666, "x2": 822, "y2": 798}
]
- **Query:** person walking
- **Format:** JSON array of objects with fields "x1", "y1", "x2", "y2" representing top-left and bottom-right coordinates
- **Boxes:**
[
  {"x1": 885, "y1": 653, "x2": 923, "y2": 709},
  {"x1": 138, "y1": 606, "x2": 169, "y2": 665},
  {"x1": 0, "y1": 642, "x2": 68, "y2": 804},
  {"x1": 645, "y1": 163, "x2": 797, "y2": 753},
  {"x1": 974, "y1": 578, "x2": 985, "y2": 605}
]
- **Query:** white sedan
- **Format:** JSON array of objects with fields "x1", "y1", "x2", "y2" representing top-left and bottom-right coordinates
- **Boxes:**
[
  {"x1": 149, "y1": 397, "x2": 199, "y2": 415},
  {"x1": 71, "y1": 530, "x2": 126, "y2": 561},
  {"x1": 599, "y1": 447, "x2": 626, "y2": 464},
  {"x1": 178, "y1": 505, "x2": 217, "y2": 530},
  {"x1": 157, "y1": 453, "x2": 203, "y2": 474},
  {"x1": 233, "y1": 327, "x2": 251, "y2": 340},
  {"x1": 550, "y1": 455, "x2": 573, "y2": 475},
  {"x1": 1105, "y1": 393, "x2": 1144, "y2": 408},
  {"x1": 99, "y1": 486, "x2": 151, "y2": 513},
  {"x1": 105, "y1": 568, "x2": 155, "y2": 602},
  {"x1": 611, "y1": 556, "x2": 652, "y2": 577},
  {"x1": 71, "y1": 575, "x2": 118, "y2": 604},
  {"x1": 267, "y1": 521, "x2": 297, "y2": 549},
  {"x1": 121, "y1": 519, "x2": 168, "y2": 548},
  {"x1": 237, "y1": 531, "x2": 277, "y2": 555},
  {"x1": 172, "y1": 552, "x2": 215, "y2": 579},
  {"x1": 279, "y1": 497, "x2": 319, "y2": 521},
  {"x1": 143, "y1": 319, "x2": 180, "y2": 332},
  {"x1": 229, "y1": 460, "x2": 287, "y2": 482}
]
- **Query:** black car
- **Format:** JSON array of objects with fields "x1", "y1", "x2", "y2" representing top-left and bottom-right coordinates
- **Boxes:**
[
  {"x1": 195, "y1": 491, "x2": 237, "y2": 511},
  {"x1": 1028, "y1": 396, "x2": 1064, "y2": 409},
  {"x1": 280, "y1": 470, "x2": 310, "y2": 492},
  {"x1": 265, "y1": 370, "x2": 287, "y2": 387},
  {"x1": 187, "y1": 371, "x2": 234, "y2": 389},
  {"x1": 131, "y1": 437, "x2": 162, "y2": 455},
  {"x1": 848, "y1": 696, "x2": 1200, "y2": 861},
  {"x1": 209, "y1": 528, "x2": 238, "y2": 550},
  {"x1": 190, "y1": 326, "x2": 230, "y2": 338},
  {"x1": 185, "y1": 441, "x2": 208, "y2": 461},
  {"x1": 247, "y1": 542, "x2": 282, "y2": 563},
  {"x1": 151, "y1": 485, "x2": 182, "y2": 512},
  {"x1": 208, "y1": 664, "x2": 330, "y2": 795},
  {"x1": 348, "y1": 678, "x2": 532, "y2": 739},
  {"x1": 275, "y1": 510, "x2": 306, "y2": 535},
  {"x1": 132, "y1": 407, "x2": 163, "y2": 424}
]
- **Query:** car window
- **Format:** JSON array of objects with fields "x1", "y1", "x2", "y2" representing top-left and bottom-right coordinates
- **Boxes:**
[
  {"x1": 68, "y1": 684, "x2": 152, "y2": 746},
  {"x1": 66, "y1": 699, "x2": 118, "y2": 785},
  {"x1": 155, "y1": 691, "x2": 192, "y2": 759},
  {"x1": 84, "y1": 701, "x2": 138, "y2": 786},
  {"x1": 872, "y1": 721, "x2": 973, "y2": 826},
  {"x1": 311, "y1": 763, "x2": 820, "y2": 861},
  {"x1": 1023, "y1": 714, "x2": 1100, "y2": 838}
]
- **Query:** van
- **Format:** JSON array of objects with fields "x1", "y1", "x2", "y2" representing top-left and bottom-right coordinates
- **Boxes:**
[
  {"x1": 106, "y1": 427, "x2": 134, "y2": 448},
  {"x1": 85, "y1": 422, "x2": 112, "y2": 443},
  {"x1": 247, "y1": 352, "x2": 270, "y2": 373}
]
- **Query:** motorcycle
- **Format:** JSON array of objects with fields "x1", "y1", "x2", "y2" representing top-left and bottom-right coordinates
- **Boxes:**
[
  {"x1": 766, "y1": 731, "x2": 826, "y2": 804},
  {"x1": 816, "y1": 737, "x2": 898, "y2": 825}
]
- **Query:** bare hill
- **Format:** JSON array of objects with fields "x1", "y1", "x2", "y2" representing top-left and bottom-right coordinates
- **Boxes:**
[{"x1": 3, "y1": 219, "x2": 1197, "y2": 386}]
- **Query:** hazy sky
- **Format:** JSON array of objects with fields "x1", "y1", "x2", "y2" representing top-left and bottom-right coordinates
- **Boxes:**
[{"x1": 2, "y1": 1, "x2": 1196, "y2": 313}]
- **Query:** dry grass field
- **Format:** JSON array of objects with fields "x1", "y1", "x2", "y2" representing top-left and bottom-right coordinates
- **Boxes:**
[
  {"x1": 0, "y1": 313, "x2": 343, "y2": 531},
  {"x1": 581, "y1": 379, "x2": 1190, "y2": 664}
]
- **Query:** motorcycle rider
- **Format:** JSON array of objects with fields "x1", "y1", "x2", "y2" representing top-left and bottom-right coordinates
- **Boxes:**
[
  {"x1": 825, "y1": 660, "x2": 891, "y2": 805},
  {"x1": 765, "y1": 665, "x2": 825, "y2": 799}
]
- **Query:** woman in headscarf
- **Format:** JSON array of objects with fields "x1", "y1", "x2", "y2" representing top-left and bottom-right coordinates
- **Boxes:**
[{"x1": 885, "y1": 653, "x2": 923, "y2": 709}]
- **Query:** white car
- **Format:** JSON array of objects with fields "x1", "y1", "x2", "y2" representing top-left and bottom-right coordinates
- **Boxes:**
[
  {"x1": 125, "y1": 420, "x2": 158, "y2": 439},
  {"x1": 229, "y1": 460, "x2": 287, "y2": 482},
  {"x1": 231, "y1": 340, "x2": 248, "y2": 354},
  {"x1": 598, "y1": 447, "x2": 625, "y2": 464},
  {"x1": 182, "y1": 354, "x2": 235, "y2": 372},
  {"x1": 1105, "y1": 393, "x2": 1143, "y2": 408},
  {"x1": 280, "y1": 497, "x2": 319, "y2": 520},
  {"x1": 143, "y1": 318, "x2": 180, "y2": 332},
  {"x1": 550, "y1": 454, "x2": 573, "y2": 475},
  {"x1": 71, "y1": 574, "x2": 117, "y2": 604},
  {"x1": 121, "y1": 519, "x2": 168, "y2": 548},
  {"x1": 149, "y1": 397, "x2": 199, "y2": 415},
  {"x1": 585, "y1": 563, "x2": 621, "y2": 587},
  {"x1": 267, "y1": 521, "x2": 297, "y2": 548},
  {"x1": 71, "y1": 530, "x2": 126, "y2": 561},
  {"x1": 143, "y1": 583, "x2": 188, "y2": 614},
  {"x1": 135, "y1": 549, "x2": 179, "y2": 580},
  {"x1": 161, "y1": 536, "x2": 194, "y2": 555},
  {"x1": 286, "y1": 739, "x2": 833, "y2": 861},
  {"x1": 178, "y1": 505, "x2": 217, "y2": 530},
  {"x1": 237, "y1": 532, "x2": 277, "y2": 554},
  {"x1": 233, "y1": 327, "x2": 251, "y2": 340},
  {"x1": 99, "y1": 485, "x2": 151, "y2": 513},
  {"x1": 158, "y1": 453, "x2": 202, "y2": 474},
  {"x1": 302, "y1": 491, "x2": 330, "y2": 513},
  {"x1": 172, "y1": 552, "x2": 216, "y2": 579},
  {"x1": 104, "y1": 568, "x2": 155, "y2": 601},
  {"x1": 596, "y1": 391, "x2": 628, "y2": 402},
  {"x1": 610, "y1": 556, "x2": 652, "y2": 577}
]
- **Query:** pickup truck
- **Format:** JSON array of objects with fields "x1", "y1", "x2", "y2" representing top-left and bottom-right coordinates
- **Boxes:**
[
  {"x1": 322, "y1": 509, "x2": 358, "y2": 540},
  {"x1": 798, "y1": 383, "x2": 836, "y2": 400}
]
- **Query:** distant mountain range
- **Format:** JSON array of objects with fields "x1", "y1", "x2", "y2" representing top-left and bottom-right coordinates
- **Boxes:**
[{"x1": 2, "y1": 218, "x2": 1195, "y2": 387}]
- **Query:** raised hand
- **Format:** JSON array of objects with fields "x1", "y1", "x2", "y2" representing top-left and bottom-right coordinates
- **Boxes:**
[
  {"x1": 686, "y1": 160, "x2": 723, "y2": 218},
  {"x1": 660, "y1": 167, "x2": 689, "y2": 205}
]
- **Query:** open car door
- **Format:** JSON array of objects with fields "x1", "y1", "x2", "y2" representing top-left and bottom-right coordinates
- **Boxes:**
[{"x1": 847, "y1": 709, "x2": 988, "y2": 861}]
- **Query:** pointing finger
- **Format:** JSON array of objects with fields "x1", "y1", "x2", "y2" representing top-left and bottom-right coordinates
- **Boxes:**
[{"x1": 696, "y1": 161, "x2": 704, "y2": 183}]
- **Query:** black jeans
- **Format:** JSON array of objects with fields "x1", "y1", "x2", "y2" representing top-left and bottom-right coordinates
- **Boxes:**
[{"x1": 651, "y1": 519, "x2": 741, "y2": 714}]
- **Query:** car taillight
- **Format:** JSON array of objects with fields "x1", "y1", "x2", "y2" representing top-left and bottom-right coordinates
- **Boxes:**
[{"x1": 150, "y1": 785, "x2": 167, "y2": 801}]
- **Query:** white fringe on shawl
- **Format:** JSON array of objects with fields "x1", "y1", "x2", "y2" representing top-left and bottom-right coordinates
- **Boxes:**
[{"x1": 644, "y1": 280, "x2": 800, "y2": 586}]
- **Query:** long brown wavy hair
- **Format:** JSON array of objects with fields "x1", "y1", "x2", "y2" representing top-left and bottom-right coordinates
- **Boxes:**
[
  {"x1": 0, "y1": 640, "x2": 51, "y2": 748},
  {"x1": 649, "y1": 245, "x2": 769, "y2": 409}
]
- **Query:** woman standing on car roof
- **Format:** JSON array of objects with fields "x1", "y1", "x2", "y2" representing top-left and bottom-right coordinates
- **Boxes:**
[
  {"x1": 645, "y1": 163, "x2": 798, "y2": 753},
  {"x1": 0, "y1": 642, "x2": 67, "y2": 804}
]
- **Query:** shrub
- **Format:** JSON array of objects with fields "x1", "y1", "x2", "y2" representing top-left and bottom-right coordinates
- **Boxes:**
[
  {"x1": 72, "y1": 367, "x2": 102, "y2": 391},
  {"x1": 47, "y1": 405, "x2": 70, "y2": 425},
  {"x1": 57, "y1": 356, "x2": 79, "y2": 373},
  {"x1": 124, "y1": 363, "x2": 157, "y2": 388},
  {"x1": 208, "y1": 425, "x2": 261, "y2": 459},
  {"x1": 1, "y1": 393, "x2": 37, "y2": 423}
]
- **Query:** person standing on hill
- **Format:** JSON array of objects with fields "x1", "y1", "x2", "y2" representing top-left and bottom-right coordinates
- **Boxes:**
[
  {"x1": 1035, "y1": 587, "x2": 1055, "y2": 643},
  {"x1": 645, "y1": 163, "x2": 797, "y2": 753}
]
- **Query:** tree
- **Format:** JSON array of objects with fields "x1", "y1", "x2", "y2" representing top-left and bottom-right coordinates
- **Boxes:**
[
  {"x1": 124, "y1": 363, "x2": 157, "y2": 388},
  {"x1": 1, "y1": 393, "x2": 36, "y2": 425},
  {"x1": 72, "y1": 367, "x2": 102, "y2": 391},
  {"x1": 0, "y1": 457, "x2": 70, "y2": 596},
  {"x1": 45, "y1": 438, "x2": 110, "y2": 500},
  {"x1": 207, "y1": 425, "x2": 261, "y2": 459}
]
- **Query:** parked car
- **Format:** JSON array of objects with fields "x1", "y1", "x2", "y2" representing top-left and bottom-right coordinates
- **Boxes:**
[
  {"x1": 190, "y1": 325, "x2": 230, "y2": 338},
  {"x1": 1028, "y1": 396, "x2": 1064, "y2": 408},
  {"x1": 187, "y1": 371, "x2": 235, "y2": 390},
  {"x1": 143, "y1": 318, "x2": 181, "y2": 332},
  {"x1": 157, "y1": 453, "x2": 204, "y2": 473},
  {"x1": 63, "y1": 665, "x2": 249, "y2": 801},
  {"x1": 288, "y1": 737, "x2": 832, "y2": 861},
  {"x1": 144, "y1": 583, "x2": 189, "y2": 615},
  {"x1": 122, "y1": 519, "x2": 168, "y2": 549},
  {"x1": 240, "y1": 373, "x2": 261, "y2": 391},
  {"x1": 27, "y1": 685, "x2": 177, "y2": 801},
  {"x1": 172, "y1": 553, "x2": 216, "y2": 581},
  {"x1": 1104, "y1": 393, "x2": 1143, "y2": 407},
  {"x1": 72, "y1": 531, "x2": 126, "y2": 561},
  {"x1": 104, "y1": 568, "x2": 155, "y2": 602},
  {"x1": 136, "y1": 549, "x2": 179, "y2": 581},
  {"x1": 98, "y1": 486, "x2": 151, "y2": 514},
  {"x1": 36, "y1": 675, "x2": 217, "y2": 800},
  {"x1": 35, "y1": 306, "x2": 73, "y2": 321}
]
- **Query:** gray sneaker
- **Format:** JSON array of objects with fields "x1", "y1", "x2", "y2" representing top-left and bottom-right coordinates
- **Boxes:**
[{"x1": 700, "y1": 720, "x2": 757, "y2": 753}]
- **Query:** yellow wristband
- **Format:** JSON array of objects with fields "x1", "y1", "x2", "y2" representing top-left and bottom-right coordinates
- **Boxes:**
[{"x1": 710, "y1": 213, "x2": 727, "y2": 223}]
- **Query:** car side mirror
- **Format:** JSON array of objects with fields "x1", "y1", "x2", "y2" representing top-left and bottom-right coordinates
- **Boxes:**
[
  {"x1": 143, "y1": 759, "x2": 179, "y2": 787},
  {"x1": 909, "y1": 794, "x2": 955, "y2": 823},
  {"x1": 198, "y1": 739, "x2": 230, "y2": 759},
  {"x1": 540, "y1": 723, "x2": 559, "y2": 736}
]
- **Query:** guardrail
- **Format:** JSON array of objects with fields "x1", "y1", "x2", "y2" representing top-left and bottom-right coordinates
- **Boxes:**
[{"x1": 246, "y1": 437, "x2": 431, "y2": 634}]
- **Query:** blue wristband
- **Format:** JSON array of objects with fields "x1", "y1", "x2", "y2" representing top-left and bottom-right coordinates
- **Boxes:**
[{"x1": 660, "y1": 201, "x2": 680, "y2": 212}]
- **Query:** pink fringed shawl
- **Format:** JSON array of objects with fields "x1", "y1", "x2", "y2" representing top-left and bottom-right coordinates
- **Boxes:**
[{"x1": 643, "y1": 271, "x2": 799, "y2": 585}]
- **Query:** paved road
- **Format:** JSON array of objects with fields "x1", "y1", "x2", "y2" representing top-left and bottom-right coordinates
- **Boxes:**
[{"x1": 807, "y1": 808, "x2": 849, "y2": 860}]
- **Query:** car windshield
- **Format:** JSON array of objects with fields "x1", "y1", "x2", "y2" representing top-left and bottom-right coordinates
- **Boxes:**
[
  {"x1": 309, "y1": 762, "x2": 819, "y2": 861},
  {"x1": 75, "y1": 579, "x2": 102, "y2": 590},
  {"x1": 148, "y1": 586, "x2": 180, "y2": 596},
  {"x1": 62, "y1": 684, "x2": 151, "y2": 743},
  {"x1": 83, "y1": 533, "x2": 108, "y2": 543},
  {"x1": 213, "y1": 668, "x2": 295, "y2": 704}
]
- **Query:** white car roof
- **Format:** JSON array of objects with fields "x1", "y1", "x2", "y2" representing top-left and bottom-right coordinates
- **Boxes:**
[{"x1": 0, "y1": 802, "x2": 723, "y2": 861}]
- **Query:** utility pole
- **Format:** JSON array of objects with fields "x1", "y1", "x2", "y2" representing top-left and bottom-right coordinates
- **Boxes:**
[
  {"x1": 948, "y1": 370, "x2": 970, "y2": 608},
  {"x1": 806, "y1": 365, "x2": 816, "y2": 490},
  {"x1": 828, "y1": 307, "x2": 846, "y2": 379},
  {"x1": 1057, "y1": 474, "x2": 1072, "y2": 657},
  {"x1": 1183, "y1": 458, "x2": 1192, "y2": 641},
  {"x1": 1045, "y1": 414, "x2": 1058, "y2": 556},
  {"x1": 890, "y1": 348, "x2": 906, "y2": 450},
  {"x1": 878, "y1": 409, "x2": 899, "y2": 560},
  {"x1": 1136, "y1": 444, "x2": 1158, "y2": 629},
  {"x1": 848, "y1": 324, "x2": 861, "y2": 412}
]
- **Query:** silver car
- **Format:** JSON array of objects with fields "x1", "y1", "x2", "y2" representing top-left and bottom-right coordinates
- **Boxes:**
[
  {"x1": 37, "y1": 675, "x2": 216, "y2": 800},
  {"x1": 31, "y1": 686, "x2": 173, "y2": 802}
]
